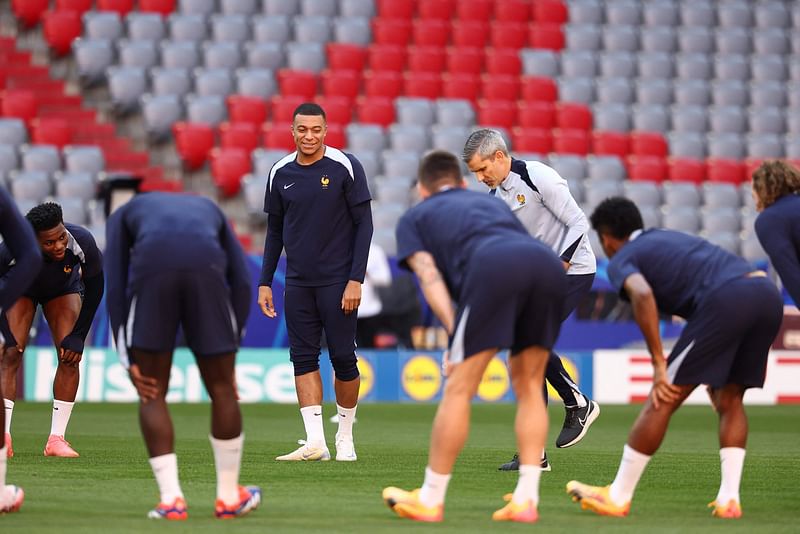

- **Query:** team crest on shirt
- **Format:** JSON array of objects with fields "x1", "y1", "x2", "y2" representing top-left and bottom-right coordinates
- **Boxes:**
[
  {"x1": 63, "y1": 266, "x2": 72, "y2": 273},
  {"x1": 516, "y1": 194, "x2": 526, "y2": 205},
  {"x1": 321, "y1": 175, "x2": 330, "y2": 189}
]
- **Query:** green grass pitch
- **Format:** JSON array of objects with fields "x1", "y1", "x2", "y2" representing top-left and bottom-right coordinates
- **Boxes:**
[{"x1": 2, "y1": 402, "x2": 798, "y2": 533}]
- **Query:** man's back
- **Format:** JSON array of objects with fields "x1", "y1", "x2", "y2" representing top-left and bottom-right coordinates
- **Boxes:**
[{"x1": 754, "y1": 193, "x2": 800, "y2": 307}]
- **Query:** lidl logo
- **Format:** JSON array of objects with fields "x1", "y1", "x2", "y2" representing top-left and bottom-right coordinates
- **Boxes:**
[
  {"x1": 401, "y1": 355, "x2": 441, "y2": 401},
  {"x1": 357, "y1": 357, "x2": 374, "y2": 400},
  {"x1": 477, "y1": 356, "x2": 510, "y2": 401}
]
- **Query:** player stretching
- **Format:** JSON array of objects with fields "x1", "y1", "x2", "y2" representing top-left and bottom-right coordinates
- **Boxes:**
[
  {"x1": 0, "y1": 187, "x2": 42, "y2": 514},
  {"x1": 258, "y1": 103, "x2": 373, "y2": 462},
  {"x1": 1, "y1": 202, "x2": 103, "y2": 458},
  {"x1": 105, "y1": 191, "x2": 259, "y2": 520},
  {"x1": 463, "y1": 129, "x2": 599, "y2": 471},
  {"x1": 383, "y1": 151, "x2": 567, "y2": 523},
  {"x1": 567, "y1": 197, "x2": 782, "y2": 519}
]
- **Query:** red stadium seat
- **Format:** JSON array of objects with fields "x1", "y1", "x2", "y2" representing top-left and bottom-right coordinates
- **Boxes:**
[
  {"x1": 367, "y1": 44, "x2": 407, "y2": 72},
  {"x1": 553, "y1": 129, "x2": 591, "y2": 155},
  {"x1": 363, "y1": 70, "x2": 403, "y2": 99},
  {"x1": 325, "y1": 123, "x2": 345, "y2": 148},
  {"x1": 412, "y1": 19, "x2": 450, "y2": 47},
  {"x1": 97, "y1": 0, "x2": 135, "y2": 16},
  {"x1": 320, "y1": 69, "x2": 361, "y2": 101},
  {"x1": 12, "y1": 0, "x2": 48, "y2": 28},
  {"x1": 356, "y1": 96, "x2": 395, "y2": 127},
  {"x1": 451, "y1": 20, "x2": 489, "y2": 48},
  {"x1": 138, "y1": 0, "x2": 177, "y2": 16},
  {"x1": 313, "y1": 96, "x2": 352, "y2": 125},
  {"x1": 270, "y1": 95, "x2": 306, "y2": 123},
  {"x1": 442, "y1": 73, "x2": 481, "y2": 102},
  {"x1": 418, "y1": 0, "x2": 455, "y2": 20},
  {"x1": 220, "y1": 121, "x2": 260, "y2": 153},
  {"x1": 403, "y1": 72, "x2": 442, "y2": 99},
  {"x1": 518, "y1": 101, "x2": 556, "y2": 129},
  {"x1": 521, "y1": 76, "x2": 558, "y2": 102},
  {"x1": 407, "y1": 46, "x2": 447, "y2": 73},
  {"x1": 484, "y1": 48, "x2": 522, "y2": 76},
  {"x1": 262, "y1": 122, "x2": 295, "y2": 151},
  {"x1": 446, "y1": 47, "x2": 483, "y2": 75},
  {"x1": 627, "y1": 155, "x2": 668, "y2": 182},
  {"x1": 706, "y1": 158, "x2": 746, "y2": 184},
  {"x1": 495, "y1": 0, "x2": 530, "y2": 21},
  {"x1": 478, "y1": 100, "x2": 516, "y2": 130},
  {"x1": 43, "y1": 10, "x2": 83, "y2": 57},
  {"x1": 371, "y1": 19, "x2": 412, "y2": 45},
  {"x1": 529, "y1": 23, "x2": 565, "y2": 51},
  {"x1": 1, "y1": 89, "x2": 37, "y2": 125},
  {"x1": 377, "y1": 0, "x2": 415, "y2": 19},
  {"x1": 630, "y1": 131, "x2": 668, "y2": 157},
  {"x1": 227, "y1": 95, "x2": 268, "y2": 126},
  {"x1": 173, "y1": 121, "x2": 215, "y2": 170},
  {"x1": 668, "y1": 158, "x2": 706, "y2": 183},
  {"x1": 512, "y1": 128, "x2": 553, "y2": 154},
  {"x1": 277, "y1": 70, "x2": 318, "y2": 100},
  {"x1": 490, "y1": 22, "x2": 528, "y2": 49},
  {"x1": 481, "y1": 75, "x2": 520, "y2": 102},
  {"x1": 556, "y1": 103, "x2": 592, "y2": 131},
  {"x1": 456, "y1": 0, "x2": 493, "y2": 21},
  {"x1": 211, "y1": 147, "x2": 251, "y2": 197},
  {"x1": 55, "y1": 0, "x2": 93, "y2": 15},
  {"x1": 327, "y1": 43, "x2": 367, "y2": 72},
  {"x1": 593, "y1": 131, "x2": 630, "y2": 158},
  {"x1": 31, "y1": 117, "x2": 72, "y2": 148},
  {"x1": 533, "y1": 0, "x2": 568, "y2": 24}
]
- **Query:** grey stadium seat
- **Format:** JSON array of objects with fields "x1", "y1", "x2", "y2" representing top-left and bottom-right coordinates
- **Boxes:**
[
  {"x1": 107, "y1": 66, "x2": 148, "y2": 114},
  {"x1": 252, "y1": 149, "x2": 287, "y2": 175},
  {"x1": 236, "y1": 68, "x2": 278, "y2": 99},
  {"x1": 388, "y1": 124, "x2": 429, "y2": 153},
  {"x1": 747, "y1": 134, "x2": 784, "y2": 159},
  {"x1": 708, "y1": 106, "x2": 746, "y2": 134},
  {"x1": 711, "y1": 80, "x2": 748, "y2": 107},
  {"x1": 583, "y1": 179, "x2": 623, "y2": 208},
  {"x1": 286, "y1": 42, "x2": 327, "y2": 73},
  {"x1": 348, "y1": 149, "x2": 379, "y2": 178},
  {"x1": 787, "y1": 113, "x2": 800, "y2": 136},
  {"x1": 716, "y1": 1, "x2": 752, "y2": 28},
  {"x1": 221, "y1": 0, "x2": 259, "y2": 15},
  {"x1": 568, "y1": 0, "x2": 603, "y2": 25},
  {"x1": 178, "y1": 0, "x2": 216, "y2": 15},
  {"x1": 661, "y1": 205, "x2": 700, "y2": 233},
  {"x1": 637, "y1": 52, "x2": 674, "y2": 80},
  {"x1": 150, "y1": 67, "x2": 192, "y2": 97},
  {"x1": 671, "y1": 105, "x2": 707, "y2": 133},
  {"x1": 9, "y1": 170, "x2": 51, "y2": 202},
  {"x1": 435, "y1": 100, "x2": 475, "y2": 127},
  {"x1": 604, "y1": 0, "x2": 640, "y2": 25},
  {"x1": 703, "y1": 231, "x2": 739, "y2": 255},
  {"x1": 673, "y1": 79, "x2": 710, "y2": 106},
  {"x1": 707, "y1": 133, "x2": 745, "y2": 159},
  {"x1": 601, "y1": 25, "x2": 638, "y2": 52},
  {"x1": 430, "y1": 125, "x2": 473, "y2": 154},
  {"x1": 632, "y1": 105, "x2": 669, "y2": 133},
  {"x1": 64, "y1": 146, "x2": 105, "y2": 174},
  {"x1": 72, "y1": 39, "x2": 114, "y2": 86},
  {"x1": 340, "y1": 0, "x2": 375, "y2": 18},
  {"x1": 381, "y1": 150, "x2": 420, "y2": 177},
  {"x1": 264, "y1": 0, "x2": 300, "y2": 16},
  {"x1": 701, "y1": 207, "x2": 740, "y2": 233},
  {"x1": 740, "y1": 231, "x2": 767, "y2": 262},
  {"x1": 160, "y1": 41, "x2": 200, "y2": 70},
  {"x1": 245, "y1": 42, "x2": 286, "y2": 70},
  {"x1": 241, "y1": 173, "x2": 268, "y2": 223},
  {"x1": 751, "y1": 55, "x2": 787, "y2": 83},
  {"x1": 126, "y1": 12, "x2": 166, "y2": 42},
  {"x1": 702, "y1": 182, "x2": 740, "y2": 209},
  {"x1": 790, "y1": 82, "x2": 800, "y2": 108},
  {"x1": 560, "y1": 51, "x2": 597, "y2": 79},
  {"x1": 21, "y1": 145, "x2": 61, "y2": 174},
  {"x1": 520, "y1": 49, "x2": 559, "y2": 77},
  {"x1": 548, "y1": 154, "x2": 587, "y2": 181},
  {"x1": 677, "y1": 27, "x2": 714, "y2": 54},
  {"x1": 754, "y1": 1, "x2": 789, "y2": 29},
  {"x1": 586, "y1": 155, "x2": 626, "y2": 181},
  {"x1": 117, "y1": 39, "x2": 158, "y2": 69},
  {"x1": 639, "y1": 205, "x2": 661, "y2": 229},
  {"x1": 193, "y1": 68, "x2": 235, "y2": 97},
  {"x1": 0, "y1": 119, "x2": 28, "y2": 147},
  {"x1": 592, "y1": 104, "x2": 630, "y2": 132},
  {"x1": 346, "y1": 124, "x2": 386, "y2": 152},
  {"x1": 753, "y1": 29, "x2": 789, "y2": 55},
  {"x1": 635, "y1": 79, "x2": 673, "y2": 106},
  {"x1": 640, "y1": 26, "x2": 677, "y2": 53},
  {"x1": 371, "y1": 201, "x2": 405, "y2": 230},
  {"x1": 750, "y1": 81, "x2": 786, "y2": 109},
  {"x1": 185, "y1": 94, "x2": 227, "y2": 126},
  {"x1": 593, "y1": 77, "x2": 632, "y2": 104},
  {"x1": 210, "y1": 14, "x2": 250, "y2": 43},
  {"x1": 55, "y1": 196, "x2": 88, "y2": 225},
  {"x1": 564, "y1": 24, "x2": 602, "y2": 52},
  {"x1": 713, "y1": 55, "x2": 750, "y2": 82},
  {"x1": 374, "y1": 179, "x2": 413, "y2": 206},
  {"x1": 252, "y1": 15, "x2": 292, "y2": 44},
  {"x1": 643, "y1": 1, "x2": 679, "y2": 26},
  {"x1": 0, "y1": 145, "x2": 18, "y2": 180},
  {"x1": 598, "y1": 51, "x2": 635, "y2": 78},
  {"x1": 748, "y1": 107, "x2": 785, "y2": 135},
  {"x1": 785, "y1": 136, "x2": 800, "y2": 159},
  {"x1": 203, "y1": 41, "x2": 243, "y2": 70},
  {"x1": 302, "y1": 0, "x2": 337, "y2": 16},
  {"x1": 557, "y1": 77, "x2": 594, "y2": 104},
  {"x1": 680, "y1": 2, "x2": 715, "y2": 27},
  {"x1": 668, "y1": 131, "x2": 706, "y2": 159},
  {"x1": 332, "y1": 17, "x2": 371, "y2": 46},
  {"x1": 623, "y1": 180, "x2": 661, "y2": 207},
  {"x1": 168, "y1": 13, "x2": 207, "y2": 42},
  {"x1": 675, "y1": 53, "x2": 712, "y2": 81},
  {"x1": 54, "y1": 171, "x2": 96, "y2": 201},
  {"x1": 396, "y1": 98, "x2": 435, "y2": 127},
  {"x1": 293, "y1": 15, "x2": 332, "y2": 44},
  {"x1": 714, "y1": 27, "x2": 751, "y2": 55},
  {"x1": 141, "y1": 94, "x2": 183, "y2": 141},
  {"x1": 372, "y1": 227, "x2": 397, "y2": 256},
  {"x1": 83, "y1": 11, "x2": 123, "y2": 40}
]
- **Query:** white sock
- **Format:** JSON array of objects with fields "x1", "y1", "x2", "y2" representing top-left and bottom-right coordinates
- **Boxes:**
[
  {"x1": 210, "y1": 434, "x2": 244, "y2": 506},
  {"x1": 512, "y1": 464, "x2": 541, "y2": 506},
  {"x1": 0, "y1": 446, "x2": 6, "y2": 487},
  {"x1": 300, "y1": 405, "x2": 325, "y2": 446},
  {"x1": 149, "y1": 453, "x2": 184, "y2": 504},
  {"x1": 336, "y1": 404, "x2": 357, "y2": 438},
  {"x1": 716, "y1": 447, "x2": 745, "y2": 505},
  {"x1": 608, "y1": 444, "x2": 651, "y2": 505},
  {"x1": 3, "y1": 399, "x2": 13, "y2": 434},
  {"x1": 50, "y1": 400, "x2": 74, "y2": 437},
  {"x1": 418, "y1": 467, "x2": 451, "y2": 507}
]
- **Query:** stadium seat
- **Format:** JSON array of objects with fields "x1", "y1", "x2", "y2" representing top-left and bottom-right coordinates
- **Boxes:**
[
  {"x1": 412, "y1": 19, "x2": 450, "y2": 47},
  {"x1": 520, "y1": 49, "x2": 559, "y2": 77},
  {"x1": 252, "y1": 15, "x2": 291, "y2": 43},
  {"x1": 227, "y1": 94, "x2": 268, "y2": 126},
  {"x1": 673, "y1": 80, "x2": 711, "y2": 107},
  {"x1": 518, "y1": 101, "x2": 556, "y2": 129},
  {"x1": 707, "y1": 133, "x2": 745, "y2": 159},
  {"x1": 72, "y1": 39, "x2": 114, "y2": 85},
  {"x1": 495, "y1": 0, "x2": 530, "y2": 21},
  {"x1": 668, "y1": 131, "x2": 706, "y2": 160},
  {"x1": 455, "y1": 0, "x2": 492, "y2": 20},
  {"x1": 1, "y1": 90, "x2": 37, "y2": 126},
  {"x1": 168, "y1": 13, "x2": 207, "y2": 42},
  {"x1": 252, "y1": 148, "x2": 288, "y2": 176},
  {"x1": 595, "y1": 78, "x2": 633, "y2": 105},
  {"x1": 277, "y1": 69, "x2": 318, "y2": 100},
  {"x1": 641, "y1": 26, "x2": 677, "y2": 53},
  {"x1": 9, "y1": 170, "x2": 51, "y2": 202},
  {"x1": 558, "y1": 77, "x2": 594, "y2": 105},
  {"x1": 630, "y1": 131, "x2": 668, "y2": 157},
  {"x1": 677, "y1": 26, "x2": 714, "y2": 54},
  {"x1": 107, "y1": 66, "x2": 148, "y2": 113},
  {"x1": 529, "y1": 23, "x2": 564, "y2": 51},
  {"x1": 54, "y1": 171, "x2": 96, "y2": 201},
  {"x1": 637, "y1": 52, "x2": 674, "y2": 80},
  {"x1": 371, "y1": 19, "x2": 412, "y2": 46},
  {"x1": 403, "y1": 72, "x2": 442, "y2": 99},
  {"x1": 751, "y1": 81, "x2": 786, "y2": 109},
  {"x1": 451, "y1": 20, "x2": 489, "y2": 48},
  {"x1": 98, "y1": 0, "x2": 135, "y2": 16},
  {"x1": 622, "y1": 180, "x2": 661, "y2": 207},
  {"x1": 435, "y1": 100, "x2": 475, "y2": 127},
  {"x1": 185, "y1": 94, "x2": 227, "y2": 126},
  {"x1": 382, "y1": 150, "x2": 420, "y2": 176},
  {"x1": 260, "y1": 122, "x2": 294, "y2": 151},
  {"x1": 632, "y1": 105, "x2": 669, "y2": 134},
  {"x1": 63, "y1": 145, "x2": 106, "y2": 174},
  {"x1": 139, "y1": 0, "x2": 177, "y2": 15},
  {"x1": 203, "y1": 41, "x2": 243, "y2": 70},
  {"x1": 320, "y1": 69, "x2": 361, "y2": 101},
  {"x1": 598, "y1": 51, "x2": 635, "y2": 78},
  {"x1": 553, "y1": 129, "x2": 590, "y2": 155},
  {"x1": 367, "y1": 44, "x2": 406, "y2": 72},
  {"x1": 592, "y1": 131, "x2": 629, "y2": 158},
  {"x1": 286, "y1": 42, "x2": 327, "y2": 73},
  {"x1": 748, "y1": 107, "x2": 785, "y2": 135},
  {"x1": 702, "y1": 182, "x2": 740, "y2": 208},
  {"x1": 43, "y1": 10, "x2": 83, "y2": 56},
  {"x1": 407, "y1": 46, "x2": 447, "y2": 73},
  {"x1": 431, "y1": 124, "x2": 473, "y2": 153},
  {"x1": 329, "y1": 16, "x2": 373, "y2": 47},
  {"x1": 160, "y1": 40, "x2": 201, "y2": 69},
  {"x1": 711, "y1": 80, "x2": 748, "y2": 107},
  {"x1": 356, "y1": 97, "x2": 395, "y2": 127},
  {"x1": 376, "y1": 0, "x2": 414, "y2": 19},
  {"x1": 129, "y1": 92, "x2": 178, "y2": 138},
  {"x1": 485, "y1": 49, "x2": 522, "y2": 76},
  {"x1": 210, "y1": 147, "x2": 250, "y2": 196},
  {"x1": 12, "y1": 0, "x2": 49, "y2": 28},
  {"x1": 583, "y1": 179, "x2": 623, "y2": 209},
  {"x1": 0, "y1": 119, "x2": 28, "y2": 147},
  {"x1": 626, "y1": 155, "x2": 668, "y2": 182},
  {"x1": 364, "y1": 71, "x2": 403, "y2": 99},
  {"x1": 194, "y1": 68, "x2": 235, "y2": 97},
  {"x1": 313, "y1": 96, "x2": 351, "y2": 125},
  {"x1": 150, "y1": 67, "x2": 192, "y2": 97},
  {"x1": 21, "y1": 144, "x2": 60, "y2": 174},
  {"x1": 662, "y1": 205, "x2": 701, "y2": 232},
  {"x1": 117, "y1": 39, "x2": 159, "y2": 69},
  {"x1": 715, "y1": 27, "x2": 751, "y2": 55},
  {"x1": 478, "y1": 100, "x2": 516, "y2": 130},
  {"x1": 747, "y1": 134, "x2": 783, "y2": 159},
  {"x1": 395, "y1": 98, "x2": 435, "y2": 126},
  {"x1": 178, "y1": 0, "x2": 215, "y2": 15},
  {"x1": 521, "y1": 76, "x2": 558, "y2": 102},
  {"x1": 270, "y1": 95, "x2": 306, "y2": 122},
  {"x1": 755, "y1": 2, "x2": 789, "y2": 29},
  {"x1": 556, "y1": 103, "x2": 592, "y2": 131},
  {"x1": 418, "y1": 0, "x2": 454, "y2": 20},
  {"x1": 441, "y1": 73, "x2": 481, "y2": 102},
  {"x1": 220, "y1": 121, "x2": 260, "y2": 153},
  {"x1": 340, "y1": 0, "x2": 375, "y2": 18},
  {"x1": 0, "y1": 144, "x2": 19, "y2": 179},
  {"x1": 263, "y1": 0, "x2": 299, "y2": 16},
  {"x1": 635, "y1": 79, "x2": 673, "y2": 106},
  {"x1": 548, "y1": 154, "x2": 586, "y2": 181},
  {"x1": 512, "y1": 128, "x2": 553, "y2": 154},
  {"x1": 327, "y1": 43, "x2": 367, "y2": 72},
  {"x1": 706, "y1": 158, "x2": 746, "y2": 184},
  {"x1": 244, "y1": 42, "x2": 285, "y2": 70},
  {"x1": 490, "y1": 22, "x2": 528, "y2": 49},
  {"x1": 482, "y1": 76, "x2": 520, "y2": 102},
  {"x1": 675, "y1": 53, "x2": 712, "y2": 80},
  {"x1": 211, "y1": 14, "x2": 250, "y2": 43},
  {"x1": 560, "y1": 50, "x2": 597, "y2": 79},
  {"x1": 346, "y1": 123, "x2": 386, "y2": 152}
]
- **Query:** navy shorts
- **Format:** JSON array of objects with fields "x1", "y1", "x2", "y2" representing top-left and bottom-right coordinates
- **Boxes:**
[
  {"x1": 127, "y1": 268, "x2": 239, "y2": 356},
  {"x1": 449, "y1": 240, "x2": 566, "y2": 364},
  {"x1": 668, "y1": 275, "x2": 783, "y2": 389},
  {"x1": 25, "y1": 273, "x2": 84, "y2": 306},
  {"x1": 562, "y1": 273, "x2": 595, "y2": 322},
  {"x1": 0, "y1": 312, "x2": 12, "y2": 348},
  {"x1": 285, "y1": 282, "x2": 357, "y2": 363}
]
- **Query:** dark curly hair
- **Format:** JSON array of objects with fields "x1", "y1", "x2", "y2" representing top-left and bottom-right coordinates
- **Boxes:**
[
  {"x1": 25, "y1": 202, "x2": 63, "y2": 233},
  {"x1": 589, "y1": 197, "x2": 644, "y2": 239},
  {"x1": 751, "y1": 160, "x2": 800, "y2": 210}
]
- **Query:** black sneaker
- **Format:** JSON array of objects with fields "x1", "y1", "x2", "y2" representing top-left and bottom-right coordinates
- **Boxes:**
[
  {"x1": 498, "y1": 452, "x2": 551, "y2": 472},
  {"x1": 556, "y1": 396, "x2": 600, "y2": 448}
]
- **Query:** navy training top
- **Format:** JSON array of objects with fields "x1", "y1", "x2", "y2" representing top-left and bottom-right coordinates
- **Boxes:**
[
  {"x1": 755, "y1": 193, "x2": 800, "y2": 309},
  {"x1": 260, "y1": 146, "x2": 373, "y2": 287},
  {"x1": 0, "y1": 186, "x2": 42, "y2": 312},
  {"x1": 607, "y1": 229, "x2": 754, "y2": 319}
]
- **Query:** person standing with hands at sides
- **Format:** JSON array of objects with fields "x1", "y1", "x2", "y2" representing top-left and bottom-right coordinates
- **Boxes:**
[
  {"x1": 383, "y1": 151, "x2": 567, "y2": 524},
  {"x1": 462, "y1": 129, "x2": 599, "y2": 471},
  {"x1": 105, "y1": 191, "x2": 260, "y2": 520},
  {"x1": 1, "y1": 202, "x2": 103, "y2": 459},
  {"x1": 0, "y1": 187, "x2": 42, "y2": 514},
  {"x1": 567, "y1": 197, "x2": 782, "y2": 519},
  {"x1": 258, "y1": 103, "x2": 373, "y2": 462},
  {"x1": 752, "y1": 160, "x2": 800, "y2": 310}
]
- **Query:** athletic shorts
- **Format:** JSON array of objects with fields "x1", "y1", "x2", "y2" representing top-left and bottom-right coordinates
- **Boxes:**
[
  {"x1": 285, "y1": 282, "x2": 358, "y2": 361},
  {"x1": 562, "y1": 273, "x2": 595, "y2": 322},
  {"x1": 126, "y1": 268, "x2": 239, "y2": 357},
  {"x1": 449, "y1": 239, "x2": 566, "y2": 364},
  {"x1": 668, "y1": 275, "x2": 783, "y2": 389},
  {"x1": 25, "y1": 275, "x2": 84, "y2": 306},
  {"x1": 0, "y1": 312, "x2": 12, "y2": 348}
]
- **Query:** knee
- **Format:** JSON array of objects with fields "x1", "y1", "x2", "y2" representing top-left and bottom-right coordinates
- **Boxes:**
[
  {"x1": 2, "y1": 348, "x2": 23, "y2": 370},
  {"x1": 714, "y1": 391, "x2": 744, "y2": 414},
  {"x1": 331, "y1": 352, "x2": 359, "y2": 382},
  {"x1": 291, "y1": 353, "x2": 320, "y2": 376}
]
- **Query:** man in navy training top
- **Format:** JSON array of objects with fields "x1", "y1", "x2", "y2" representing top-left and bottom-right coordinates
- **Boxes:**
[
  {"x1": 0, "y1": 187, "x2": 42, "y2": 515},
  {"x1": 463, "y1": 128, "x2": 599, "y2": 471},
  {"x1": 752, "y1": 160, "x2": 800, "y2": 310},
  {"x1": 258, "y1": 103, "x2": 373, "y2": 463},
  {"x1": 1, "y1": 202, "x2": 103, "y2": 458},
  {"x1": 105, "y1": 191, "x2": 260, "y2": 520},
  {"x1": 382, "y1": 150, "x2": 567, "y2": 524},
  {"x1": 567, "y1": 197, "x2": 783, "y2": 520}
]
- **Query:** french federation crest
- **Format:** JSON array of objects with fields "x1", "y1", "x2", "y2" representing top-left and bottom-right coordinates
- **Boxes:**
[
  {"x1": 516, "y1": 193, "x2": 526, "y2": 205},
  {"x1": 321, "y1": 175, "x2": 330, "y2": 188}
]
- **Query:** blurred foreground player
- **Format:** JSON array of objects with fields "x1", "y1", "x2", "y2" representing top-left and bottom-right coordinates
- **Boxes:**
[
  {"x1": 1, "y1": 202, "x2": 103, "y2": 458},
  {"x1": 382, "y1": 151, "x2": 567, "y2": 523},
  {"x1": 567, "y1": 197, "x2": 782, "y2": 519},
  {"x1": 752, "y1": 160, "x2": 800, "y2": 310},
  {"x1": 0, "y1": 187, "x2": 42, "y2": 514},
  {"x1": 105, "y1": 189, "x2": 260, "y2": 520}
]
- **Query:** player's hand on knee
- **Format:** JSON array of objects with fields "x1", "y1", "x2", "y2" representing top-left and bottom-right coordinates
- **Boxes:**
[
  {"x1": 651, "y1": 365, "x2": 680, "y2": 409},
  {"x1": 129, "y1": 364, "x2": 159, "y2": 402},
  {"x1": 59, "y1": 348, "x2": 82, "y2": 366},
  {"x1": 258, "y1": 286, "x2": 277, "y2": 318},
  {"x1": 341, "y1": 280, "x2": 362, "y2": 315}
]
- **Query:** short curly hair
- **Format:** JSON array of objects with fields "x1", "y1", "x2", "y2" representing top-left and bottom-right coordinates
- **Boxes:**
[
  {"x1": 752, "y1": 160, "x2": 800, "y2": 210},
  {"x1": 25, "y1": 202, "x2": 63, "y2": 233},
  {"x1": 589, "y1": 196, "x2": 644, "y2": 239}
]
